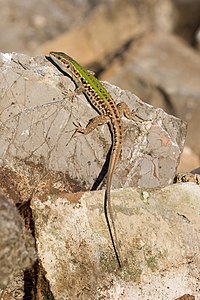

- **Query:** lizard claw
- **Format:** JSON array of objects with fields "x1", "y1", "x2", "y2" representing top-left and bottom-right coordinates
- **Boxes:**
[
  {"x1": 73, "y1": 121, "x2": 85, "y2": 133},
  {"x1": 68, "y1": 89, "x2": 77, "y2": 102}
]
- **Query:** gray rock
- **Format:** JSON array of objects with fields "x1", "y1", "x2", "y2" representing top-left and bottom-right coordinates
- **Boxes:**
[
  {"x1": 31, "y1": 183, "x2": 200, "y2": 299},
  {"x1": 0, "y1": 52, "x2": 186, "y2": 194},
  {"x1": 0, "y1": 191, "x2": 36, "y2": 290}
]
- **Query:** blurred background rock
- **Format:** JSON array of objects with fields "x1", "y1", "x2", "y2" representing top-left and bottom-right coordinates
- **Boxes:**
[{"x1": 0, "y1": 0, "x2": 200, "y2": 172}]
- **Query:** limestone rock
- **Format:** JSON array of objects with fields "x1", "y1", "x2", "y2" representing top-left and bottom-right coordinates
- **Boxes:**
[
  {"x1": 0, "y1": 52, "x2": 186, "y2": 204},
  {"x1": 31, "y1": 183, "x2": 200, "y2": 299}
]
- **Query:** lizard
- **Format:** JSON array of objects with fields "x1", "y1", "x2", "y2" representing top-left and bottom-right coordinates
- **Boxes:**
[{"x1": 49, "y1": 51, "x2": 143, "y2": 268}]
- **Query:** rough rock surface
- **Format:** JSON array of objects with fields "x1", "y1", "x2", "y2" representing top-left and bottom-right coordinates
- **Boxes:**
[
  {"x1": 0, "y1": 52, "x2": 186, "y2": 204},
  {"x1": 31, "y1": 183, "x2": 199, "y2": 299},
  {"x1": 0, "y1": 191, "x2": 36, "y2": 292}
]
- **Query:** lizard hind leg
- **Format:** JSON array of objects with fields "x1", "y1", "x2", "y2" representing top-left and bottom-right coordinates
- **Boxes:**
[{"x1": 117, "y1": 101, "x2": 144, "y2": 122}]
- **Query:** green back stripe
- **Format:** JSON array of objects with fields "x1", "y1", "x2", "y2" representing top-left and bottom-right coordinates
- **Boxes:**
[{"x1": 71, "y1": 59, "x2": 113, "y2": 105}]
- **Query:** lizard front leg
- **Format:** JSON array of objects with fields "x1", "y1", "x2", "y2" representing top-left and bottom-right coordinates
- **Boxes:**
[{"x1": 74, "y1": 115, "x2": 110, "y2": 135}]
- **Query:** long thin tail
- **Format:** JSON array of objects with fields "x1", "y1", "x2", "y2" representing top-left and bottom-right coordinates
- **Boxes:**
[{"x1": 104, "y1": 186, "x2": 122, "y2": 268}]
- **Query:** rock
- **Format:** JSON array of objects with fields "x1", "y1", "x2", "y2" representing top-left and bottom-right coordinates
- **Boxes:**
[
  {"x1": 0, "y1": 191, "x2": 36, "y2": 291},
  {"x1": 39, "y1": 1, "x2": 146, "y2": 65},
  {"x1": 0, "y1": 52, "x2": 186, "y2": 204},
  {"x1": 31, "y1": 183, "x2": 200, "y2": 299},
  {"x1": 175, "y1": 294, "x2": 195, "y2": 300},
  {"x1": 0, "y1": 272, "x2": 25, "y2": 300},
  {"x1": 174, "y1": 172, "x2": 200, "y2": 185},
  {"x1": 39, "y1": 0, "x2": 175, "y2": 66},
  {"x1": 1, "y1": 0, "x2": 195, "y2": 57},
  {"x1": 172, "y1": 0, "x2": 200, "y2": 47},
  {"x1": 0, "y1": 0, "x2": 93, "y2": 53}
]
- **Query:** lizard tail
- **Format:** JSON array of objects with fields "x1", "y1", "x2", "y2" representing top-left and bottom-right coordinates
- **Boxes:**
[
  {"x1": 104, "y1": 137, "x2": 122, "y2": 268},
  {"x1": 104, "y1": 188, "x2": 122, "y2": 268}
]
